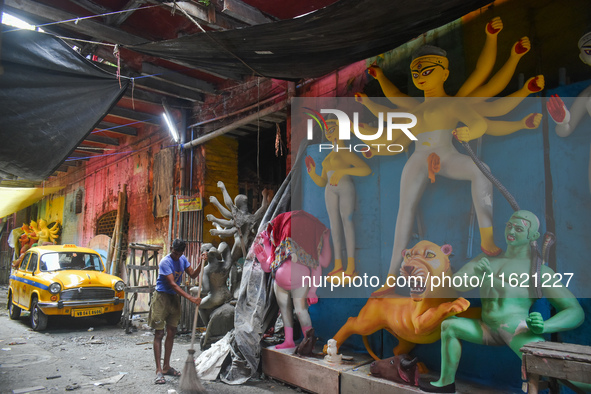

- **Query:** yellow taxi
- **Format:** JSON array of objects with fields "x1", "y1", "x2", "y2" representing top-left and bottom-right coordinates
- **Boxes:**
[{"x1": 8, "y1": 244, "x2": 126, "y2": 331}]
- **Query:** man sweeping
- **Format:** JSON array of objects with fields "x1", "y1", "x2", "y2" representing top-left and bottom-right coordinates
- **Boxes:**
[{"x1": 150, "y1": 239, "x2": 202, "y2": 385}]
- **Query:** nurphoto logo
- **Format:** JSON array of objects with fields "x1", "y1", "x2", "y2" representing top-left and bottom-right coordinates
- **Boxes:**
[{"x1": 304, "y1": 107, "x2": 418, "y2": 153}]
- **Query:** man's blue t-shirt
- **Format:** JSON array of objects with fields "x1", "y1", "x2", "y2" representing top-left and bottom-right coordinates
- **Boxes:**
[{"x1": 155, "y1": 254, "x2": 190, "y2": 295}]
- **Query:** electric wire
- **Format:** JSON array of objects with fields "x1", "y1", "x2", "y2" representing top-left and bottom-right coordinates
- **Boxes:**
[{"x1": 2, "y1": 4, "x2": 160, "y2": 33}]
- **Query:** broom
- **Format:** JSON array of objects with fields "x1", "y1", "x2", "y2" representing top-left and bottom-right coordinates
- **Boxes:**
[{"x1": 179, "y1": 257, "x2": 207, "y2": 394}]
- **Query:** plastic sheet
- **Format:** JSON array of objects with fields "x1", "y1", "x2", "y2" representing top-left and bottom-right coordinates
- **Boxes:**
[
  {"x1": 195, "y1": 331, "x2": 233, "y2": 381},
  {"x1": 219, "y1": 141, "x2": 309, "y2": 384},
  {"x1": 0, "y1": 186, "x2": 63, "y2": 218},
  {"x1": 0, "y1": 29, "x2": 128, "y2": 181},
  {"x1": 129, "y1": 0, "x2": 490, "y2": 80}
]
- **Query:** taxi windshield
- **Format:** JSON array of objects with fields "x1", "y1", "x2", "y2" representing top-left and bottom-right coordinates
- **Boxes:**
[{"x1": 40, "y1": 252, "x2": 104, "y2": 272}]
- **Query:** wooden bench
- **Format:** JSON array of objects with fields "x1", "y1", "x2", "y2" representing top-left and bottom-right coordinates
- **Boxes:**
[{"x1": 521, "y1": 341, "x2": 591, "y2": 393}]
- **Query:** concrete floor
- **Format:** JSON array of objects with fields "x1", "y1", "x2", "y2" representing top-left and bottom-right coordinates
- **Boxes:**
[{"x1": 0, "y1": 285, "x2": 301, "y2": 394}]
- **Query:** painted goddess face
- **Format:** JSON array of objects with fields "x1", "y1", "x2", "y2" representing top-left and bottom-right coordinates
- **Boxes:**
[
  {"x1": 579, "y1": 32, "x2": 591, "y2": 66},
  {"x1": 324, "y1": 120, "x2": 338, "y2": 142},
  {"x1": 410, "y1": 55, "x2": 449, "y2": 92}
]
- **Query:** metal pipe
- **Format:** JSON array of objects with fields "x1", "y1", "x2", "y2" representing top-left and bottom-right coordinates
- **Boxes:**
[
  {"x1": 183, "y1": 100, "x2": 287, "y2": 149},
  {"x1": 168, "y1": 195, "x2": 174, "y2": 249},
  {"x1": 189, "y1": 126, "x2": 194, "y2": 191},
  {"x1": 466, "y1": 137, "x2": 483, "y2": 258}
]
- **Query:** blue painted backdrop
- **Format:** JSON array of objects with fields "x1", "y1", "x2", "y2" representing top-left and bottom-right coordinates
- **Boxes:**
[{"x1": 299, "y1": 81, "x2": 591, "y2": 392}]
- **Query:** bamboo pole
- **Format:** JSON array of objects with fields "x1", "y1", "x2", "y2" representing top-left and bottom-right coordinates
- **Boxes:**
[
  {"x1": 168, "y1": 195, "x2": 174, "y2": 250},
  {"x1": 115, "y1": 185, "x2": 128, "y2": 282},
  {"x1": 106, "y1": 225, "x2": 117, "y2": 275}
]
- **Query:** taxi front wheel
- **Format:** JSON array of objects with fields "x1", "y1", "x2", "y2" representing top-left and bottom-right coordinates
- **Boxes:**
[
  {"x1": 8, "y1": 293, "x2": 21, "y2": 320},
  {"x1": 30, "y1": 296, "x2": 48, "y2": 331}
]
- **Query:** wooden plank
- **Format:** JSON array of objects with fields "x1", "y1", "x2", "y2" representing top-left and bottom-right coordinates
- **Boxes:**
[
  {"x1": 109, "y1": 106, "x2": 159, "y2": 125},
  {"x1": 222, "y1": 0, "x2": 272, "y2": 25},
  {"x1": 523, "y1": 354, "x2": 591, "y2": 384},
  {"x1": 522, "y1": 341, "x2": 591, "y2": 356},
  {"x1": 96, "y1": 121, "x2": 138, "y2": 137},
  {"x1": 123, "y1": 88, "x2": 190, "y2": 108},
  {"x1": 521, "y1": 342, "x2": 591, "y2": 363},
  {"x1": 69, "y1": 0, "x2": 109, "y2": 15},
  {"x1": 85, "y1": 134, "x2": 120, "y2": 146},
  {"x1": 126, "y1": 265, "x2": 159, "y2": 270},
  {"x1": 526, "y1": 373, "x2": 540, "y2": 394},
  {"x1": 134, "y1": 77, "x2": 204, "y2": 102},
  {"x1": 164, "y1": 1, "x2": 247, "y2": 31},
  {"x1": 153, "y1": 148, "x2": 175, "y2": 218},
  {"x1": 523, "y1": 348, "x2": 591, "y2": 363},
  {"x1": 253, "y1": 120, "x2": 275, "y2": 129},
  {"x1": 129, "y1": 243, "x2": 163, "y2": 251},
  {"x1": 342, "y1": 364, "x2": 516, "y2": 394},
  {"x1": 262, "y1": 348, "x2": 338, "y2": 394},
  {"x1": 75, "y1": 146, "x2": 104, "y2": 155},
  {"x1": 261, "y1": 113, "x2": 287, "y2": 123},
  {"x1": 262, "y1": 346, "x2": 372, "y2": 394},
  {"x1": 141, "y1": 62, "x2": 217, "y2": 95},
  {"x1": 124, "y1": 287, "x2": 153, "y2": 294}
]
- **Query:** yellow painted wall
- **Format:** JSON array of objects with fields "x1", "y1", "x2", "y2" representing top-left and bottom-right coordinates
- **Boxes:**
[
  {"x1": 44, "y1": 195, "x2": 65, "y2": 224},
  {"x1": 203, "y1": 136, "x2": 239, "y2": 244}
]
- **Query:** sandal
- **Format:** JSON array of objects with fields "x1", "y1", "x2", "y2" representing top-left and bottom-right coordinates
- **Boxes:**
[
  {"x1": 154, "y1": 372, "x2": 166, "y2": 384},
  {"x1": 163, "y1": 367, "x2": 181, "y2": 377}
]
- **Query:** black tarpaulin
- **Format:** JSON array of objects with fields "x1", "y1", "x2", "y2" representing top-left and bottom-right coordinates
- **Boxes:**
[
  {"x1": 129, "y1": 0, "x2": 491, "y2": 80},
  {"x1": 0, "y1": 28, "x2": 128, "y2": 181}
]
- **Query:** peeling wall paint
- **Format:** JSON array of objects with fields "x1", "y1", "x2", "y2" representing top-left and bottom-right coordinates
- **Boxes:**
[{"x1": 45, "y1": 124, "x2": 172, "y2": 252}]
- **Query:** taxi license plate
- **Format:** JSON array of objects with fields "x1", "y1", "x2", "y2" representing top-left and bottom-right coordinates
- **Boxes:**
[{"x1": 72, "y1": 307, "x2": 104, "y2": 317}]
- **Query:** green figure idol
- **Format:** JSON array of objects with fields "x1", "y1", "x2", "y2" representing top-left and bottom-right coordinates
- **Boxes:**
[{"x1": 419, "y1": 210, "x2": 584, "y2": 393}]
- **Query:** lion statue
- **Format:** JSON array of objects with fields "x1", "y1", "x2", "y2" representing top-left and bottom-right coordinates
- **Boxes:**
[{"x1": 326, "y1": 240, "x2": 479, "y2": 359}]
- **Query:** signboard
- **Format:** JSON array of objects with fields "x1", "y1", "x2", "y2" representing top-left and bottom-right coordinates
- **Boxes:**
[{"x1": 177, "y1": 195, "x2": 202, "y2": 212}]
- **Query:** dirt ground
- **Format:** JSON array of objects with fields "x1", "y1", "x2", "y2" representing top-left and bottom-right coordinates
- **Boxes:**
[{"x1": 0, "y1": 285, "x2": 301, "y2": 394}]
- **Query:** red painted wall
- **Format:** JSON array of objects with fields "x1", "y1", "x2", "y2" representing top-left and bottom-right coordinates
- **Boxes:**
[
  {"x1": 41, "y1": 62, "x2": 366, "y2": 253},
  {"x1": 45, "y1": 123, "x2": 174, "y2": 251}
]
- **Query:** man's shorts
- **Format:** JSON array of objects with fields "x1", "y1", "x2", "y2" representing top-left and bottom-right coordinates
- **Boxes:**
[{"x1": 148, "y1": 291, "x2": 181, "y2": 330}]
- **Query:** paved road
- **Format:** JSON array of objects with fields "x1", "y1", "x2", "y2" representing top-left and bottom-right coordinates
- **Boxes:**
[{"x1": 0, "y1": 286, "x2": 300, "y2": 394}]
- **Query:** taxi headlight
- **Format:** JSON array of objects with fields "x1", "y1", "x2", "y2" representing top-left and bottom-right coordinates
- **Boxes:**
[
  {"x1": 114, "y1": 281, "x2": 125, "y2": 292},
  {"x1": 49, "y1": 282, "x2": 61, "y2": 294}
]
